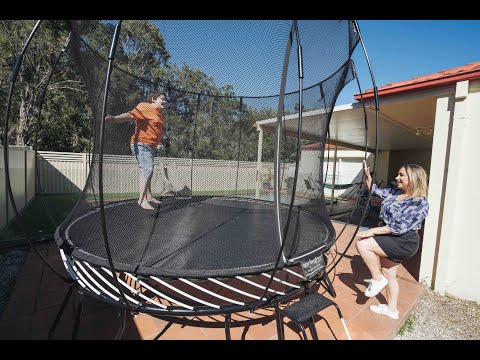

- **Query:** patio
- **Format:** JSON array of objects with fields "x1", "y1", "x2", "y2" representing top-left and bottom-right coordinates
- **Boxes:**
[{"x1": 0, "y1": 211, "x2": 426, "y2": 340}]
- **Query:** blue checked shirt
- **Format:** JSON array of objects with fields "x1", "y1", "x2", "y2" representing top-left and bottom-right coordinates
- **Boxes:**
[{"x1": 372, "y1": 184, "x2": 429, "y2": 235}]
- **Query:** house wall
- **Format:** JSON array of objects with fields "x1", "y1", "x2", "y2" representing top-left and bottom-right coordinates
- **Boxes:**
[
  {"x1": 420, "y1": 80, "x2": 480, "y2": 302},
  {"x1": 362, "y1": 150, "x2": 389, "y2": 187},
  {"x1": 300, "y1": 148, "x2": 367, "y2": 197},
  {"x1": 388, "y1": 149, "x2": 432, "y2": 184}
]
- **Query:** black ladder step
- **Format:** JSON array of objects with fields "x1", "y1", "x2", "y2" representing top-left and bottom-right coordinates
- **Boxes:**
[{"x1": 281, "y1": 293, "x2": 334, "y2": 323}]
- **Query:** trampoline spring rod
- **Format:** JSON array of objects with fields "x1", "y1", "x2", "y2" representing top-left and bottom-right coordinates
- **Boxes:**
[
  {"x1": 60, "y1": 250, "x2": 82, "y2": 282},
  {"x1": 97, "y1": 267, "x2": 141, "y2": 305},
  {"x1": 235, "y1": 276, "x2": 285, "y2": 296},
  {"x1": 125, "y1": 273, "x2": 190, "y2": 310},
  {"x1": 70, "y1": 261, "x2": 102, "y2": 296},
  {"x1": 77, "y1": 261, "x2": 121, "y2": 302},
  {"x1": 284, "y1": 268, "x2": 307, "y2": 280},
  {"x1": 61, "y1": 252, "x2": 88, "y2": 290},
  {"x1": 85, "y1": 262, "x2": 128, "y2": 298},
  {"x1": 179, "y1": 278, "x2": 245, "y2": 306},
  {"x1": 208, "y1": 278, "x2": 261, "y2": 300},
  {"x1": 150, "y1": 276, "x2": 220, "y2": 309},
  {"x1": 261, "y1": 273, "x2": 301, "y2": 289},
  {"x1": 136, "y1": 292, "x2": 167, "y2": 310}
]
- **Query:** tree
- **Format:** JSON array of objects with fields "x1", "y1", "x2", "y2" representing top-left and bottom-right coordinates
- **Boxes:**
[
  {"x1": 1, "y1": 19, "x2": 299, "y2": 162},
  {"x1": 0, "y1": 20, "x2": 91, "y2": 151}
]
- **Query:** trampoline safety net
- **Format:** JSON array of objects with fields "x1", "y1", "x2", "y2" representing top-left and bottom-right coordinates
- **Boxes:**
[{"x1": 53, "y1": 20, "x2": 359, "y2": 279}]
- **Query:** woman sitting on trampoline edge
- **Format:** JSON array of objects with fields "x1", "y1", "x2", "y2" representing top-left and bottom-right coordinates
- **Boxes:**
[
  {"x1": 105, "y1": 91, "x2": 167, "y2": 210},
  {"x1": 355, "y1": 160, "x2": 429, "y2": 320}
]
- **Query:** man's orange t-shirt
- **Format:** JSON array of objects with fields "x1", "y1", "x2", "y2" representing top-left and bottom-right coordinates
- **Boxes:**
[{"x1": 129, "y1": 102, "x2": 164, "y2": 148}]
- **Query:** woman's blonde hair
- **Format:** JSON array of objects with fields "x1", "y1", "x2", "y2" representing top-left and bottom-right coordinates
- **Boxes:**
[{"x1": 402, "y1": 164, "x2": 428, "y2": 197}]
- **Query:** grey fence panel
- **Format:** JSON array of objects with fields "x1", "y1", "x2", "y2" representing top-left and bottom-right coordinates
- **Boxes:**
[
  {"x1": 26, "y1": 151, "x2": 36, "y2": 203},
  {"x1": 0, "y1": 146, "x2": 36, "y2": 232},
  {"x1": 0, "y1": 147, "x2": 6, "y2": 230}
]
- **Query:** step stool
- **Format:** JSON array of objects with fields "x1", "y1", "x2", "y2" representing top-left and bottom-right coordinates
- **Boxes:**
[{"x1": 273, "y1": 292, "x2": 352, "y2": 340}]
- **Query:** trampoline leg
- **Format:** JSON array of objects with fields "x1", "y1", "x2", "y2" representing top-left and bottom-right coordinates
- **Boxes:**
[
  {"x1": 321, "y1": 272, "x2": 336, "y2": 298},
  {"x1": 225, "y1": 314, "x2": 232, "y2": 340},
  {"x1": 114, "y1": 308, "x2": 127, "y2": 340},
  {"x1": 71, "y1": 293, "x2": 84, "y2": 340},
  {"x1": 48, "y1": 285, "x2": 74, "y2": 340},
  {"x1": 275, "y1": 309, "x2": 285, "y2": 340}
]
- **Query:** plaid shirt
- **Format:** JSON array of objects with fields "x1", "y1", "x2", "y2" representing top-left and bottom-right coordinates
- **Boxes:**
[{"x1": 372, "y1": 184, "x2": 429, "y2": 235}]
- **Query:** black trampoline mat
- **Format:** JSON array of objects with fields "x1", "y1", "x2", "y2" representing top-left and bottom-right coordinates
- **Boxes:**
[{"x1": 59, "y1": 197, "x2": 334, "y2": 278}]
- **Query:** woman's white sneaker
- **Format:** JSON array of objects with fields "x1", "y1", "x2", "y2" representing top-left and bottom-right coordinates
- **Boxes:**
[
  {"x1": 369, "y1": 304, "x2": 399, "y2": 320},
  {"x1": 364, "y1": 274, "x2": 388, "y2": 297}
]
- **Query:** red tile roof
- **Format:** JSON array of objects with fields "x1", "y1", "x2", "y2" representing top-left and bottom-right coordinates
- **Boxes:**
[
  {"x1": 301, "y1": 143, "x2": 347, "y2": 150},
  {"x1": 354, "y1": 61, "x2": 480, "y2": 101}
]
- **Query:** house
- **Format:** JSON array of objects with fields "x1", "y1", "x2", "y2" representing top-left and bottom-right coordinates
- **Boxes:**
[{"x1": 255, "y1": 61, "x2": 480, "y2": 302}]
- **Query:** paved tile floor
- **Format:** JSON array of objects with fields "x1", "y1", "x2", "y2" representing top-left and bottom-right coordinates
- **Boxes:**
[{"x1": 0, "y1": 219, "x2": 426, "y2": 340}]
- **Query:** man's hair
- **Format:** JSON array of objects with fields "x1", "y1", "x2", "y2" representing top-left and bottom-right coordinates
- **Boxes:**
[
  {"x1": 402, "y1": 164, "x2": 428, "y2": 197},
  {"x1": 147, "y1": 91, "x2": 166, "y2": 102}
]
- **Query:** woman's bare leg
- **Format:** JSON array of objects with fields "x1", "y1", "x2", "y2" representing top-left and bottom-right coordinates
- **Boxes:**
[
  {"x1": 381, "y1": 257, "x2": 400, "y2": 312},
  {"x1": 355, "y1": 237, "x2": 388, "y2": 281}
]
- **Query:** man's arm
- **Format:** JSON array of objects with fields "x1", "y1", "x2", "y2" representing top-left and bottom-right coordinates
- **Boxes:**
[{"x1": 105, "y1": 112, "x2": 134, "y2": 123}]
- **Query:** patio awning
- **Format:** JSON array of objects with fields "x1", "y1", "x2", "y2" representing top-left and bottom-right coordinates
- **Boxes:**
[{"x1": 254, "y1": 102, "x2": 433, "y2": 152}]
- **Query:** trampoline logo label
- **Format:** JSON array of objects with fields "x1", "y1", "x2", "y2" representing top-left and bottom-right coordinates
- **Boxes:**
[{"x1": 301, "y1": 254, "x2": 325, "y2": 279}]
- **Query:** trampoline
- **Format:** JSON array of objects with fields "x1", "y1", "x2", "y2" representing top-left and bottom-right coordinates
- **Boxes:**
[
  {"x1": 3, "y1": 19, "x2": 379, "y2": 339},
  {"x1": 58, "y1": 196, "x2": 334, "y2": 278}
]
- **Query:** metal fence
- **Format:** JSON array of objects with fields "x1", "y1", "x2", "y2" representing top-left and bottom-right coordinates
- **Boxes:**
[
  {"x1": 1, "y1": 148, "x2": 276, "y2": 231},
  {"x1": 2, "y1": 147, "x2": 363, "y2": 231},
  {"x1": 36, "y1": 152, "x2": 275, "y2": 195},
  {"x1": 0, "y1": 146, "x2": 36, "y2": 231}
]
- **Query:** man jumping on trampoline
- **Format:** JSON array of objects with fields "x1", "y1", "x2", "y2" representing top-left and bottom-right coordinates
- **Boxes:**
[{"x1": 105, "y1": 91, "x2": 167, "y2": 210}]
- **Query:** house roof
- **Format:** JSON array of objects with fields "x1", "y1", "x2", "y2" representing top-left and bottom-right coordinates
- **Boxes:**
[
  {"x1": 354, "y1": 61, "x2": 480, "y2": 101},
  {"x1": 301, "y1": 143, "x2": 347, "y2": 151}
]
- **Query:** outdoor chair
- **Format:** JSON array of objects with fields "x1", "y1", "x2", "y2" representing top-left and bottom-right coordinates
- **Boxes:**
[{"x1": 304, "y1": 178, "x2": 321, "y2": 196}]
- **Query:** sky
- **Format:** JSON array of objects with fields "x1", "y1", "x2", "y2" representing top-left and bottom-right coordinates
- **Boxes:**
[
  {"x1": 338, "y1": 20, "x2": 480, "y2": 104},
  {"x1": 151, "y1": 20, "x2": 480, "y2": 105}
]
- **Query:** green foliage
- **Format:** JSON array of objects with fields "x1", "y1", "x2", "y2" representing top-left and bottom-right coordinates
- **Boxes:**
[
  {"x1": 397, "y1": 314, "x2": 415, "y2": 336},
  {"x1": 0, "y1": 20, "x2": 91, "y2": 151},
  {"x1": 1, "y1": 20, "x2": 300, "y2": 163}
]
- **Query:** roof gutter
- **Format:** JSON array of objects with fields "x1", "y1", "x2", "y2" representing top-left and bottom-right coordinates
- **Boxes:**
[{"x1": 355, "y1": 70, "x2": 480, "y2": 101}]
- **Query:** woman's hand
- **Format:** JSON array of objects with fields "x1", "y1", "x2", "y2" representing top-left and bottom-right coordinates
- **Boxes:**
[
  {"x1": 363, "y1": 160, "x2": 371, "y2": 180},
  {"x1": 356, "y1": 228, "x2": 375, "y2": 239},
  {"x1": 363, "y1": 160, "x2": 372, "y2": 190}
]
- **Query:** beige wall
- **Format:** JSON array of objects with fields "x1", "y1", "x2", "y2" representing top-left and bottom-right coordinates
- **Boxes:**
[
  {"x1": 420, "y1": 80, "x2": 480, "y2": 302},
  {"x1": 388, "y1": 149, "x2": 432, "y2": 184},
  {"x1": 364, "y1": 151, "x2": 389, "y2": 187}
]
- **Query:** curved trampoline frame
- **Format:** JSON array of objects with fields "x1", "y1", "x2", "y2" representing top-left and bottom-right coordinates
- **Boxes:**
[{"x1": 2, "y1": 19, "x2": 379, "y2": 340}]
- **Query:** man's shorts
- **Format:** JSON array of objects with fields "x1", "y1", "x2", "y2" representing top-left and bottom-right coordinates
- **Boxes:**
[{"x1": 131, "y1": 142, "x2": 155, "y2": 178}]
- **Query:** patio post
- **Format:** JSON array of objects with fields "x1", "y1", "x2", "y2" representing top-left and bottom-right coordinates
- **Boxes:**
[{"x1": 255, "y1": 126, "x2": 263, "y2": 199}]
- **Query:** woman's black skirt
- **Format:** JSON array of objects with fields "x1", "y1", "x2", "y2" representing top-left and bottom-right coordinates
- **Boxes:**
[{"x1": 374, "y1": 230, "x2": 420, "y2": 263}]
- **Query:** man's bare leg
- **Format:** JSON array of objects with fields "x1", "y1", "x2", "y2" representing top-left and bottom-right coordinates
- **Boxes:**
[
  {"x1": 138, "y1": 176, "x2": 154, "y2": 210},
  {"x1": 145, "y1": 177, "x2": 161, "y2": 204}
]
